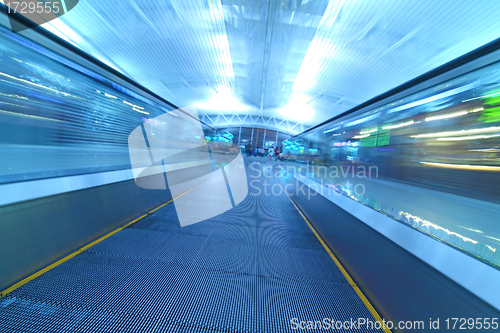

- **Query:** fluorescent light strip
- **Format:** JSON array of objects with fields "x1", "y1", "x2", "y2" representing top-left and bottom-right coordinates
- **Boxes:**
[
  {"x1": 382, "y1": 121, "x2": 415, "y2": 130},
  {"x1": 463, "y1": 92, "x2": 500, "y2": 103},
  {"x1": 323, "y1": 126, "x2": 340, "y2": 134},
  {"x1": 469, "y1": 149, "x2": 500, "y2": 152},
  {"x1": 353, "y1": 134, "x2": 370, "y2": 139},
  {"x1": 421, "y1": 161, "x2": 500, "y2": 171},
  {"x1": 0, "y1": 71, "x2": 70, "y2": 96},
  {"x1": 0, "y1": 109, "x2": 62, "y2": 122},
  {"x1": 344, "y1": 112, "x2": 380, "y2": 127},
  {"x1": 412, "y1": 126, "x2": 500, "y2": 138},
  {"x1": 437, "y1": 134, "x2": 500, "y2": 141},
  {"x1": 360, "y1": 128, "x2": 378, "y2": 135},
  {"x1": 388, "y1": 83, "x2": 476, "y2": 113},
  {"x1": 125, "y1": 100, "x2": 145, "y2": 111},
  {"x1": 133, "y1": 107, "x2": 149, "y2": 115},
  {"x1": 425, "y1": 111, "x2": 468, "y2": 122}
]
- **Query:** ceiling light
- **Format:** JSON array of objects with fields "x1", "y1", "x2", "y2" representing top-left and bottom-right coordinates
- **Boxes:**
[
  {"x1": 360, "y1": 128, "x2": 378, "y2": 135},
  {"x1": 437, "y1": 134, "x2": 500, "y2": 141},
  {"x1": 279, "y1": 95, "x2": 315, "y2": 122},
  {"x1": 412, "y1": 126, "x2": 500, "y2": 138},
  {"x1": 388, "y1": 83, "x2": 476, "y2": 113},
  {"x1": 344, "y1": 112, "x2": 380, "y2": 127},
  {"x1": 463, "y1": 92, "x2": 500, "y2": 103},
  {"x1": 323, "y1": 126, "x2": 340, "y2": 134},
  {"x1": 196, "y1": 95, "x2": 248, "y2": 112},
  {"x1": 382, "y1": 120, "x2": 416, "y2": 130},
  {"x1": 425, "y1": 111, "x2": 468, "y2": 121},
  {"x1": 421, "y1": 161, "x2": 500, "y2": 171}
]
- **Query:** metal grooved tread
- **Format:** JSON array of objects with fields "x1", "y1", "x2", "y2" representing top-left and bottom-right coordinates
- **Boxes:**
[{"x1": 0, "y1": 160, "x2": 383, "y2": 332}]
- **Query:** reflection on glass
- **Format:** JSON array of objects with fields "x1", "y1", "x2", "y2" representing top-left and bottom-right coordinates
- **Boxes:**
[
  {"x1": 292, "y1": 57, "x2": 500, "y2": 268},
  {"x1": 0, "y1": 26, "x2": 213, "y2": 184}
]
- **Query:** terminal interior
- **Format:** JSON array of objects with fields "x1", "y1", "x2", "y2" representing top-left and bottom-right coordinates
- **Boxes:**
[{"x1": 1, "y1": 1, "x2": 500, "y2": 332}]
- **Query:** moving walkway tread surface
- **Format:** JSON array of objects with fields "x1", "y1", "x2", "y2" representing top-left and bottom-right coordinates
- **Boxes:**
[
  {"x1": 292, "y1": 178, "x2": 500, "y2": 332},
  {"x1": 0, "y1": 161, "x2": 384, "y2": 332}
]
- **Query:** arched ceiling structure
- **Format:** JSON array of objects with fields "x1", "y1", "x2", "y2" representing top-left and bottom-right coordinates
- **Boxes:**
[{"x1": 34, "y1": 0, "x2": 500, "y2": 134}]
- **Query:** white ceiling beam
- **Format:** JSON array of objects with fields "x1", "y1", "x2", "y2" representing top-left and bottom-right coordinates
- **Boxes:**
[
  {"x1": 205, "y1": 114, "x2": 215, "y2": 124},
  {"x1": 290, "y1": 122, "x2": 300, "y2": 131}
]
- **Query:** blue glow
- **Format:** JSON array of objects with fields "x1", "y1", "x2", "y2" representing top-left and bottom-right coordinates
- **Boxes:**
[
  {"x1": 27, "y1": 93, "x2": 64, "y2": 104},
  {"x1": 323, "y1": 126, "x2": 340, "y2": 134},
  {"x1": 388, "y1": 83, "x2": 477, "y2": 113},
  {"x1": 221, "y1": 131, "x2": 234, "y2": 139},
  {"x1": 344, "y1": 112, "x2": 381, "y2": 127},
  {"x1": 112, "y1": 83, "x2": 157, "y2": 107},
  {"x1": 294, "y1": 139, "x2": 306, "y2": 145},
  {"x1": 0, "y1": 27, "x2": 174, "y2": 114},
  {"x1": 0, "y1": 27, "x2": 106, "y2": 83}
]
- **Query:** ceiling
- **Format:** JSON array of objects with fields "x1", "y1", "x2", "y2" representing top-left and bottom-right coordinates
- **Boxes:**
[{"x1": 36, "y1": 0, "x2": 500, "y2": 134}]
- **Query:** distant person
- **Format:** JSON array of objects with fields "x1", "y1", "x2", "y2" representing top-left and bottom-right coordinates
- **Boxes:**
[
  {"x1": 274, "y1": 147, "x2": 280, "y2": 160},
  {"x1": 268, "y1": 146, "x2": 274, "y2": 160}
]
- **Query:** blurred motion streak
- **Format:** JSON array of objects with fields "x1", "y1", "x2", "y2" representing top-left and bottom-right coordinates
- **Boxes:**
[{"x1": 293, "y1": 53, "x2": 500, "y2": 268}]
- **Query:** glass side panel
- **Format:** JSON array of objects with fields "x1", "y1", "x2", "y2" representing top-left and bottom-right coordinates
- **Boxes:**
[
  {"x1": 294, "y1": 58, "x2": 500, "y2": 268},
  {"x1": 0, "y1": 26, "x2": 179, "y2": 183}
]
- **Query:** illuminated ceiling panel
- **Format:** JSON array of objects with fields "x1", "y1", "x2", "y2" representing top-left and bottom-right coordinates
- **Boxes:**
[
  {"x1": 222, "y1": 0, "x2": 328, "y2": 110},
  {"x1": 35, "y1": 0, "x2": 500, "y2": 131}
]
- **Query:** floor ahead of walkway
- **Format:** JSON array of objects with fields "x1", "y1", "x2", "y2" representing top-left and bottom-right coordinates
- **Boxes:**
[{"x1": 0, "y1": 159, "x2": 382, "y2": 332}]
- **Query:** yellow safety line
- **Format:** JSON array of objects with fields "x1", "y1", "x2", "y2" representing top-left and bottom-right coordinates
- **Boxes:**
[
  {"x1": 148, "y1": 184, "x2": 200, "y2": 214},
  {"x1": 288, "y1": 195, "x2": 392, "y2": 333},
  {"x1": 0, "y1": 185, "x2": 201, "y2": 298}
]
